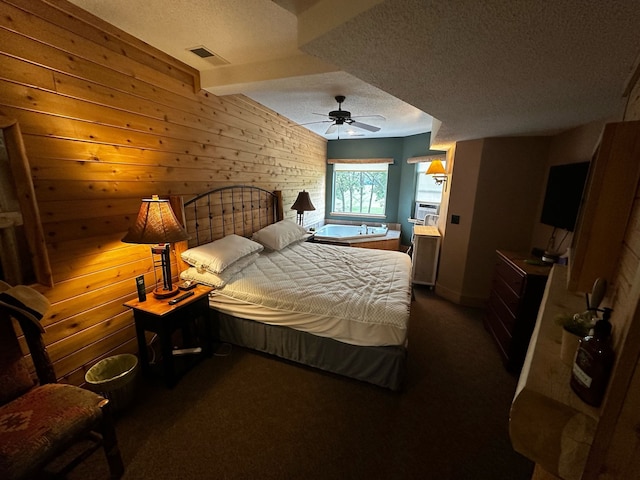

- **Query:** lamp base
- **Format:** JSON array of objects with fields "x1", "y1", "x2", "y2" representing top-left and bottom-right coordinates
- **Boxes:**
[{"x1": 153, "y1": 286, "x2": 180, "y2": 299}]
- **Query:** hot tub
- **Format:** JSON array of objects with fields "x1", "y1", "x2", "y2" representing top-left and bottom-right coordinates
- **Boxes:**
[{"x1": 314, "y1": 224, "x2": 388, "y2": 241}]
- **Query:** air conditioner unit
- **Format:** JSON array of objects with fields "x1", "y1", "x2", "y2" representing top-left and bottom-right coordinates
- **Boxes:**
[{"x1": 414, "y1": 202, "x2": 438, "y2": 221}]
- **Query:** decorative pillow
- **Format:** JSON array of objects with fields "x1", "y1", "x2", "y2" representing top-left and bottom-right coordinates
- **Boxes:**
[
  {"x1": 181, "y1": 234, "x2": 263, "y2": 274},
  {"x1": 180, "y1": 253, "x2": 259, "y2": 288},
  {"x1": 252, "y1": 220, "x2": 307, "y2": 251}
]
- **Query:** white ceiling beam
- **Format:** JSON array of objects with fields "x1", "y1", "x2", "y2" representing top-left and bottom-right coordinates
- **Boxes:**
[{"x1": 200, "y1": 53, "x2": 339, "y2": 95}]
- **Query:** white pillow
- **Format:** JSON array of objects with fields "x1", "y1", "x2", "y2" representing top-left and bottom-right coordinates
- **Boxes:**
[
  {"x1": 180, "y1": 253, "x2": 259, "y2": 288},
  {"x1": 252, "y1": 220, "x2": 307, "y2": 251},
  {"x1": 181, "y1": 234, "x2": 263, "y2": 274}
]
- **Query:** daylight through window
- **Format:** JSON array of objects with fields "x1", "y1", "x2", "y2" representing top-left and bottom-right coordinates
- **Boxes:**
[
  {"x1": 413, "y1": 161, "x2": 445, "y2": 225},
  {"x1": 415, "y1": 161, "x2": 445, "y2": 204},
  {"x1": 332, "y1": 163, "x2": 388, "y2": 216}
]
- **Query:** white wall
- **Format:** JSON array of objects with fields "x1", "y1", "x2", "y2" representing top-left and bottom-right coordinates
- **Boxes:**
[
  {"x1": 437, "y1": 136, "x2": 560, "y2": 305},
  {"x1": 436, "y1": 139, "x2": 483, "y2": 305}
]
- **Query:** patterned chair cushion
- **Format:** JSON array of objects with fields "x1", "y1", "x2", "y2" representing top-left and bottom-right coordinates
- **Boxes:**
[
  {"x1": 0, "y1": 320, "x2": 34, "y2": 406},
  {"x1": 0, "y1": 383, "x2": 104, "y2": 480}
]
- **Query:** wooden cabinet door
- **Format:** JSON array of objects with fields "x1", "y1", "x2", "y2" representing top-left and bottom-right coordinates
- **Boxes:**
[{"x1": 569, "y1": 121, "x2": 640, "y2": 292}]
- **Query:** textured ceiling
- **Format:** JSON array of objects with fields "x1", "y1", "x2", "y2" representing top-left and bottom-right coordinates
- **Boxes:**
[
  {"x1": 68, "y1": 0, "x2": 640, "y2": 147},
  {"x1": 299, "y1": 0, "x2": 640, "y2": 147}
]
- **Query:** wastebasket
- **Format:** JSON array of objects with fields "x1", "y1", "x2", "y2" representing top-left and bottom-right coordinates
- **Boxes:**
[{"x1": 85, "y1": 354, "x2": 139, "y2": 412}]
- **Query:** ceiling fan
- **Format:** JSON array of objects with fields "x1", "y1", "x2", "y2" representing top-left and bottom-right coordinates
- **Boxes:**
[{"x1": 303, "y1": 95, "x2": 385, "y2": 136}]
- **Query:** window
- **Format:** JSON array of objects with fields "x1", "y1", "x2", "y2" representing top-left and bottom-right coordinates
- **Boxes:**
[
  {"x1": 332, "y1": 163, "x2": 389, "y2": 216},
  {"x1": 415, "y1": 161, "x2": 445, "y2": 204}
]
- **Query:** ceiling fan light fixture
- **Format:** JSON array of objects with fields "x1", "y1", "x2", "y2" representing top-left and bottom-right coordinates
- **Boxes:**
[{"x1": 308, "y1": 95, "x2": 381, "y2": 137}]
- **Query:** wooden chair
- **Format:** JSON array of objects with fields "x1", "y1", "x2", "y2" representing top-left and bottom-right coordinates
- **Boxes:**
[{"x1": 0, "y1": 285, "x2": 124, "y2": 479}]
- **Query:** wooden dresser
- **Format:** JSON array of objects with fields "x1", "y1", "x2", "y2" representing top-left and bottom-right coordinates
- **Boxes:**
[{"x1": 485, "y1": 250, "x2": 551, "y2": 372}]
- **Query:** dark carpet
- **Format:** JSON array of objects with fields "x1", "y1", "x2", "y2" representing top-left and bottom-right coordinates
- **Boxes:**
[{"x1": 70, "y1": 286, "x2": 534, "y2": 480}]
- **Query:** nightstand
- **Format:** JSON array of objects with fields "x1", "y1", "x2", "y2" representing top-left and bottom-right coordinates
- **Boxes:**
[
  {"x1": 411, "y1": 225, "x2": 441, "y2": 286},
  {"x1": 124, "y1": 284, "x2": 213, "y2": 387}
]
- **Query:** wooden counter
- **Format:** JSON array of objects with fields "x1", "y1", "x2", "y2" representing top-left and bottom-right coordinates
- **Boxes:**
[{"x1": 510, "y1": 264, "x2": 599, "y2": 480}]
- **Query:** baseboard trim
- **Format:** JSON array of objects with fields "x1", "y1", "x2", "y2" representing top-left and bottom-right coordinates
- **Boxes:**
[{"x1": 434, "y1": 283, "x2": 488, "y2": 308}]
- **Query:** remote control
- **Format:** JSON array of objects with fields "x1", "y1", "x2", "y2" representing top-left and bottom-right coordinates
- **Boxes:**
[{"x1": 168, "y1": 290, "x2": 195, "y2": 305}]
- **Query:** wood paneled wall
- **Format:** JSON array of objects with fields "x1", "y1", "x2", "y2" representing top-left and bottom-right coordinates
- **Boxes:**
[
  {"x1": 0, "y1": 0, "x2": 327, "y2": 385},
  {"x1": 585, "y1": 71, "x2": 640, "y2": 479}
]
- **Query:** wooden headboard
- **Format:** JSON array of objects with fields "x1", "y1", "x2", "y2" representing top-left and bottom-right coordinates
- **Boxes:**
[{"x1": 173, "y1": 186, "x2": 283, "y2": 272}]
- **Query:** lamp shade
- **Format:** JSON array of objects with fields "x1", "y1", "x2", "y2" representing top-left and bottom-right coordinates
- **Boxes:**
[
  {"x1": 122, "y1": 195, "x2": 189, "y2": 244},
  {"x1": 291, "y1": 190, "x2": 316, "y2": 213},
  {"x1": 425, "y1": 159, "x2": 446, "y2": 175}
]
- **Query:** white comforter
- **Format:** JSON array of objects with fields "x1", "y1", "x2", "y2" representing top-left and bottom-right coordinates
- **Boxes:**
[{"x1": 209, "y1": 241, "x2": 412, "y2": 347}]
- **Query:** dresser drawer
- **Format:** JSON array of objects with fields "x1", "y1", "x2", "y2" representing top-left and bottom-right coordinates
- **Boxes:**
[
  {"x1": 485, "y1": 250, "x2": 550, "y2": 373},
  {"x1": 495, "y1": 256, "x2": 525, "y2": 295},
  {"x1": 491, "y1": 274, "x2": 520, "y2": 318},
  {"x1": 485, "y1": 304, "x2": 513, "y2": 362},
  {"x1": 488, "y1": 290, "x2": 516, "y2": 332}
]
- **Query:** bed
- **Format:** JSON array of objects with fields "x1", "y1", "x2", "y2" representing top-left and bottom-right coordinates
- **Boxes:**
[{"x1": 175, "y1": 186, "x2": 412, "y2": 390}]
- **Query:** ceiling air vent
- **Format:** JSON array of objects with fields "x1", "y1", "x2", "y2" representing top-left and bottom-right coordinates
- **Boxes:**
[
  {"x1": 190, "y1": 47, "x2": 214, "y2": 58},
  {"x1": 187, "y1": 46, "x2": 229, "y2": 66}
]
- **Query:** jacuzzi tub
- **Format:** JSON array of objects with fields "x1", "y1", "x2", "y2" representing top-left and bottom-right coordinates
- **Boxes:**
[{"x1": 314, "y1": 224, "x2": 388, "y2": 241}]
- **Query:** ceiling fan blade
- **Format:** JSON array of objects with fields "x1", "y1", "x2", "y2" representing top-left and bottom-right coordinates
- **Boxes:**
[
  {"x1": 300, "y1": 120, "x2": 333, "y2": 126},
  {"x1": 350, "y1": 121, "x2": 380, "y2": 132},
  {"x1": 325, "y1": 124, "x2": 338, "y2": 134},
  {"x1": 351, "y1": 115, "x2": 386, "y2": 122}
]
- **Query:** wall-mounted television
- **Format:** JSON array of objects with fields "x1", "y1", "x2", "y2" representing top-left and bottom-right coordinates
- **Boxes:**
[{"x1": 540, "y1": 161, "x2": 590, "y2": 232}]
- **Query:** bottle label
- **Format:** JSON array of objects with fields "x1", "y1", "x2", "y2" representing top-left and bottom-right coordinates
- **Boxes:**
[{"x1": 572, "y1": 362, "x2": 593, "y2": 388}]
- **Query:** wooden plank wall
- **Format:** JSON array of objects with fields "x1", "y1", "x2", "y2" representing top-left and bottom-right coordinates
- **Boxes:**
[
  {"x1": 0, "y1": 0, "x2": 327, "y2": 385},
  {"x1": 586, "y1": 71, "x2": 640, "y2": 479}
]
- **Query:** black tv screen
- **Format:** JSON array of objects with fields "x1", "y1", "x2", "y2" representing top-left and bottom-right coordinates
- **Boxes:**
[{"x1": 540, "y1": 161, "x2": 590, "y2": 231}]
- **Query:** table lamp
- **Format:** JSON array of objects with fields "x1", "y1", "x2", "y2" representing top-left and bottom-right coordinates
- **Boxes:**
[
  {"x1": 291, "y1": 190, "x2": 315, "y2": 226},
  {"x1": 122, "y1": 195, "x2": 189, "y2": 298}
]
